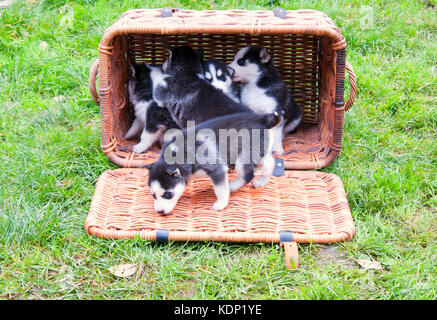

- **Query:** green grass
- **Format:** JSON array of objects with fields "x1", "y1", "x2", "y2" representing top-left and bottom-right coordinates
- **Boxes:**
[{"x1": 0, "y1": 0, "x2": 436, "y2": 299}]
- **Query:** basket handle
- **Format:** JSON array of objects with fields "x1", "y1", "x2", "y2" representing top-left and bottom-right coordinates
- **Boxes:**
[
  {"x1": 89, "y1": 59, "x2": 100, "y2": 105},
  {"x1": 345, "y1": 61, "x2": 357, "y2": 111}
]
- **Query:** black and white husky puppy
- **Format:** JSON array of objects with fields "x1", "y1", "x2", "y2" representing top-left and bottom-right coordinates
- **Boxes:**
[
  {"x1": 124, "y1": 63, "x2": 180, "y2": 153},
  {"x1": 150, "y1": 46, "x2": 250, "y2": 129},
  {"x1": 202, "y1": 59, "x2": 240, "y2": 102},
  {"x1": 228, "y1": 46, "x2": 302, "y2": 155},
  {"x1": 144, "y1": 111, "x2": 283, "y2": 215}
]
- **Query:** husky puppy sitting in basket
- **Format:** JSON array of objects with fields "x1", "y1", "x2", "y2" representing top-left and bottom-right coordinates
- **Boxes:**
[
  {"x1": 124, "y1": 63, "x2": 180, "y2": 154},
  {"x1": 228, "y1": 46, "x2": 302, "y2": 155},
  {"x1": 145, "y1": 111, "x2": 283, "y2": 215},
  {"x1": 150, "y1": 46, "x2": 250, "y2": 129}
]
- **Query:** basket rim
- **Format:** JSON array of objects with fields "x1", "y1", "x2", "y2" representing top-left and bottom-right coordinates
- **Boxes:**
[
  {"x1": 84, "y1": 227, "x2": 354, "y2": 244},
  {"x1": 99, "y1": 8, "x2": 346, "y2": 51}
]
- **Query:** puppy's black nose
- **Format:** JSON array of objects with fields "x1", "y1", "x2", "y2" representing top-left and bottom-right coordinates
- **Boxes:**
[{"x1": 157, "y1": 210, "x2": 165, "y2": 214}]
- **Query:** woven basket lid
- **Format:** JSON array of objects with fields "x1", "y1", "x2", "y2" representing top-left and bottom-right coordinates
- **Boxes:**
[{"x1": 84, "y1": 168, "x2": 355, "y2": 244}]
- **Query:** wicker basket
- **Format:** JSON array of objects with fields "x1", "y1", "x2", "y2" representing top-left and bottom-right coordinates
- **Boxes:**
[
  {"x1": 89, "y1": 8, "x2": 356, "y2": 169},
  {"x1": 86, "y1": 8, "x2": 358, "y2": 268}
]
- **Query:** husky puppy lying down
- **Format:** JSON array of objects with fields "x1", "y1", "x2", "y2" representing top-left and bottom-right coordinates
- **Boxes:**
[
  {"x1": 144, "y1": 111, "x2": 283, "y2": 215},
  {"x1": 228, "y1": 46, "x2": 302, "y2": 155}
]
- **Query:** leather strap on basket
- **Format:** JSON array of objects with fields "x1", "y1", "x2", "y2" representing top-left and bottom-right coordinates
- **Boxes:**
[
  {"x1": 156, "y1": 229, "x2": 170, "y2": 243},
  {"x1": 282, "y1": 242, "x2": 299, "y2": 269},
  {"x1": 89, "y1": 59, "x2": 100, "y2": 105},
  {"x1": 280, "y1": 231, "x2": 299, "y2": 269},
  {"x1": 273, "y1": 158, "x2": 285, "y2": 177},
  {"x1": 344, "y1": 61, "x2": 357, "y2": 111}
]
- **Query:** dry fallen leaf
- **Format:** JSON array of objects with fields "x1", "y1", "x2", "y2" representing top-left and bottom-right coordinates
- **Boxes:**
[
  {"x1": 108, "y1": 263, "x2": 142, "y2": 278},
  {"x1": 355, "y1": 259, "x2": 383, "y2": 271},
  {"x1": 60, "y1": 179, "x2": 72, "y2": 190}
]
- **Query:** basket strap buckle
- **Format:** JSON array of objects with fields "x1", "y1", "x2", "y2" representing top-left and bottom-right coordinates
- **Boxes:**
[
  {"x1": 273, "y1": 158, "x2": 285, "y2": 177},
  {"x1": 273, "y1": 8, "x2": 287, "y2": 19},
  {"x1": 161, "y1": 7, "x2": 173, "y2": 18}
]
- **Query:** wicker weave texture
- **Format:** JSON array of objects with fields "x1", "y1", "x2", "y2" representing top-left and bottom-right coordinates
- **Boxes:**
[{"x1": 85, "y1": 168, "x2": 355, "y2": 244}]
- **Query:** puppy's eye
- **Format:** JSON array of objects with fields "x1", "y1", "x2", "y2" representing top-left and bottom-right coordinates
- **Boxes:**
[
  {"x1": 204, "y1": 72, "x2": 212, "y2": 82},
  {"x1": 151, "y1": 193, "x2": 157, "y2": 200},
  {"x1": 237, "y1": 58, "x2": 245, "y2": 66},
  {"x1": 162, "y1": 191, "x2": 174, "y2": 200}
]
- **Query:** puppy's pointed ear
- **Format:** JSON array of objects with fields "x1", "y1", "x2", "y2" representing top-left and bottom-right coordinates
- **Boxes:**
[
  {"x1": 259, "y1": 48, "x2": 271, "y2": 63},
  {"x1": 163, "y1": 47, "x2": 174, "y2": 72},
  {"x1": 162, "y1": 59, "x2": 169, "y2": 72},
  {"x1": 166, "y1": 168, "x2": 180, "y2": 177},
  {"x1": 167, "y1": 47, "x2": 174, "y2": 60},
  {"x1": 143, "y1": 163, "x2": 154, "y2": 170},
  {"x1": 227, "y1": 66, "x2": 235, "y2": 77}
]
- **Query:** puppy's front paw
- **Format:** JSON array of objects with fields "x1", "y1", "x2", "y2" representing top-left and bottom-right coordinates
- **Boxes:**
[
  {"x1": 132, "y1": 143, "x2": 148, "y2": 154},
  {"x1": 212, "y1": 200, "x2": 228, "y2": 211},
  {"x1": 252, "y1": 178, "x2": 269, "y2": 188}
]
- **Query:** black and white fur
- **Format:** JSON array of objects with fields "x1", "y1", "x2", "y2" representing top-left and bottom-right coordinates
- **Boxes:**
[
  {"x1": 202, "y1": 59, "x2": 240, "y2": 102},
  {"x1": 150, "y1": 46, "x2": 251, "y2": 129},
  {"x1": 124, "y1": 63, "x2": 179, "y2": 153},
  {"x1": 228, "y1": 46, "x2": 302, "y2": 155},
  {"x1": 144, "y1": 111, "x2": 283, "y2": 215}
]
